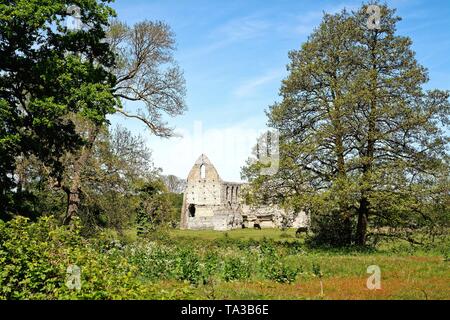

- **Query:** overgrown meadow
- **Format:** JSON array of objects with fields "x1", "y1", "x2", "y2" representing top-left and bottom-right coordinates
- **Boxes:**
[
  {"x1": 0, "y1": 0, "x2": 449, "y2": 301},
  {"x1": 1, "y1": 217, "x2": 448, "y2": 300}
]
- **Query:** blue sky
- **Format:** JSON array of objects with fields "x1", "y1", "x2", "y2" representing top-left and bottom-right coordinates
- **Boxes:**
[{"x1": 108, "y1": 0, "x2": 450, "y2": 181}]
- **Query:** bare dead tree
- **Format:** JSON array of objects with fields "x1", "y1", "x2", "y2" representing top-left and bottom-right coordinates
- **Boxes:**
[
  {"x1": 108, "y1": 20, "x2": 187, "y2": 137},
  {"x1": 162, "y1": 175, "x2": 186, "y2": 194},
  {"x1": 62, "y1": 20, "x2": 186, "y2": 224}
]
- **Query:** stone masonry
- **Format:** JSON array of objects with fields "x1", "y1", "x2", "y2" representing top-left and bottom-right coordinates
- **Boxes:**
[{"x1": 180, "y1": 154, "x2": 308, "y2": 231}]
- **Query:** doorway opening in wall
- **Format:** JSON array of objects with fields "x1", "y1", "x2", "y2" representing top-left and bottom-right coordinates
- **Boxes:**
[{"x1": 188, "y1": 204, "x2": 196, "y2": 217}]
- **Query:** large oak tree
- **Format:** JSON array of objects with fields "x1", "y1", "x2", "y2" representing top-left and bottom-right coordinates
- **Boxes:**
[
  {"x1": 242, "y1": 3, "x2": 449, "y2": 246},
  {"x1": 0, "y1": 0, "x2": 117, "y2": 220},
  {"x1": 0, "y1": 1, "x2": 186, "y2": 223}
]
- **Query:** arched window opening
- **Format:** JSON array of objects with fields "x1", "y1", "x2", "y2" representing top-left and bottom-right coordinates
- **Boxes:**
[
  {"x1": 226, "y1": 186, "x2": 229, "y2": 201},
  {"x1": 188, "y1": 204, "x2": 196, "y2": 217},
  {"x1": 200, "y1": 164, "x2": 206, "y2": 179},
  {"x1": 231, "y1": 186, "x2": 234, "y2": 203}
]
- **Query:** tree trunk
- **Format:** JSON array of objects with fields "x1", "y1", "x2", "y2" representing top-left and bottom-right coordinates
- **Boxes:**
[
  {"x1": 331, "y1": 88, "x2": 352, "y2": 245},
  {"x1": 343, "y1": 214, "x2": 353, "y2": 245},
  {"x1": 355, "y1": 34, "x2": 379, "y2": 246},
  {"x1": 356, "y1": 196, "x2": 369, "y2": 245},
  {"x1": 64, "y1": 169, "x2": 82, "y2": 225},
  {"x1": 63, "y1": 125, "x2": 99, "y2": 225}
]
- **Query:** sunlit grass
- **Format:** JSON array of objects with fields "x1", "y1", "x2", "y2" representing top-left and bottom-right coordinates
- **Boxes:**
[
  {"x1": 169, "y1": 228, "x2": 299, "y2": 241},
  {"x1": 141, "y1": 228, "x2": 450, "y2": 300}
]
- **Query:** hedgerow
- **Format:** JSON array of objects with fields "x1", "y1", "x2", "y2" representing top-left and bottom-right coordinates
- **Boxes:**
[{"x1": 0, "y1": 217, "x2": 193, "y2": 299}]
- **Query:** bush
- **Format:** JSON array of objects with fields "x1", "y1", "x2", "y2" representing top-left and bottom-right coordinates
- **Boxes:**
[
  {"x1": 259, "y1": 238, "x2": 277, "y2": 256},
  {"x1": 0, "y1": 217, "x2": 63, "y2": 299},
  {"x1": 222, "y1": 257, "x2": 251, "y2": 282},
  {"x1": 307, "y1": 211, "x2": 353, "y2": 247},
  {"x1": 0, "y1": 216, "x2": 165, "y2": 299},
  {"x1": 128, "y1": 243, "x2": 203, "y2": 285},
  {"x1": 127, "y1": 243, "x2": 176, "y2": 281},
  {"x1": 264, "y1": 261, "x2": 299, "y2": 284},
  {"x1": 283, "y1": 241, "x2": 305, "y2": 255},
  {"x1": 202, "y1": 251, "x2": 220, "y2": 281},
  {"x1": 174, "y1": 249, "x2": 201, "y2": 285},
  {"x1": 260, "y1": 252, "x2": 299, "y2": 284}
]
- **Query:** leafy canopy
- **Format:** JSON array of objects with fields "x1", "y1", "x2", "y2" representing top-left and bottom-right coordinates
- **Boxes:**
[
  {"x1": 0, "y1": 0, "x2": 118, "y2": 218},
  {"x1": 242, "y1": 3, "x2": 449, "y2": 246}
]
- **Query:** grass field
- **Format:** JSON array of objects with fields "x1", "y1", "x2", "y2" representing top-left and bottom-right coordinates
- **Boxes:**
[
  {"x1": 169, "y1": 228, "x2": 300, "y2": 241},
  {"x1": 138, "y1": 228, "x2": 450, "y2": 300}
]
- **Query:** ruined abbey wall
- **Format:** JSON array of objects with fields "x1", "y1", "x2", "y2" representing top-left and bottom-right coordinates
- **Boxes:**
[{"x1": 180, "y1": 154, "x2": 308, "y2": 231}]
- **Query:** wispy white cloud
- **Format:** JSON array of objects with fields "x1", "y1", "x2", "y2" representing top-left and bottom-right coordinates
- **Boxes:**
[
  {"x1": 181, "y1": 14, "x2": 271, "y2": 58},
  {"x1": 215, "y1": 15, "x2": 271, "y2": 42},
  {"x1": 181, "y1": 4, "x2": 357, "y2": 58},
  {"x1": 291, "y1": 10, "x2": 324, "y2": 36},
  {"x1": 233, "y1": 69, "x2": 285, "y2": 98},
  {"x1": 281, "y1": 3, "x2": 358, "y2": 36}
]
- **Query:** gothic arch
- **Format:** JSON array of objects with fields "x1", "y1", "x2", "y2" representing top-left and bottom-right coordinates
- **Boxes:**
[{"x1": 200, "y1": 164, "x2": 206, "y2": 179}]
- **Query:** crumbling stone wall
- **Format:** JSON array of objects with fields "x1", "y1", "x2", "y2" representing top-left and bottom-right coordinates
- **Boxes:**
[
  {"x1": 180, "y1": 154, "x2": 308, "y2": 231},
  {"x1": 180, "y1": 154, "x2": 239, "y2": 230}
]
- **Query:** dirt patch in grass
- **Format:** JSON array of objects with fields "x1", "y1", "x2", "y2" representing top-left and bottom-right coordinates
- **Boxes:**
[{"x1": 210, "y1": 276, "x2": 449, "y2": 300}]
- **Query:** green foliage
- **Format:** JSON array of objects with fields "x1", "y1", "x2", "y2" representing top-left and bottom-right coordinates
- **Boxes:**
[
  {"x1": 263, "y1": 260, "x2": 299, "y2": 284},
  {"x1": 1, "y1": 222, "x2": 448, "y2": 299},
  {"x1": 259, "y1": 240, "x2": 299, "y2": 284},
  {"x1": 259, "y1": 238, "x2": 277, "y2": 256},
  {"x1": 75, "y1": 125, "x2": 157, "y2": 234},
  {"x1": 136, "y1": 178, "x2": 177, "y2": 236},
  {"x1": 307, "y1": 210, "x2": 354, "y2": 247},
  {"x1": 280, "y1": 231, "x2": 293, "y2": 239},
  {"x1": 166, "y1": 192, "x2": 184, "y2": 226},
  {"x1": 13, "y1": 124, "x2": 181, "y2": 236},
  {"x1": 202, "y1": 251, "x2": 220, "y2": 280},
  {"x1": 0, "y1": 216, "x2": 148, "y2": 299},
  {"x1": 128, "y1": 243, "x2": 176, "y2": 281},
  {"x1": 0, "y1": 216, "x2": 202, "y2": 299},
  {"x1": 242, "y1": 2, "x2": 450, "y2": 247},
  {"x1": 260, "y1": 248, "x2": 299, "y2": 284},
  {"x1": 0, "y1": 0, "x2": 118, "y2": 218},
  {"x1": 312, "y1": 263, "x2": 323, "y2": 278},
  {"x1": 174, "y1": 249, "x2": 201, "y2": 285},
  {"x1": 222, "y1": 257, "x2": 251, "y2": 282}
]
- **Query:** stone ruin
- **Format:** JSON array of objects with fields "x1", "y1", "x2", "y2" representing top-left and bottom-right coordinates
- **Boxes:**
[{"x1": 180, "y1": 154, "x2": 309, "y2": 231}]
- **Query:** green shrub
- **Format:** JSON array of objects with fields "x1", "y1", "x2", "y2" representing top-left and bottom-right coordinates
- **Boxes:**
[
  {"x1": 0, "y1": 216, "x2": 165, "y2": 299},
  {"x1": 312, "y1": 263, "x2": 323, "y2": 278},
  {"x1": 202, "y1": 251, "x2": 220, "y2": 281},
  {"x1": 128, "y1": 244, "x2": 202, "y2": 285},
  {"x1": 260, "y1": 252, "x2": 299, "y2": 284},
  {"x1": 307, "y1": 211, "x2": 353, "y2": 247},
  {"x1": 127, "y1": 242, "x2": 177, "y2": 281},
  {"x1": 283, "y1": 241, "x2": 305, "y2": 255},
  {"x1": 259, "y1": 238, "x2": 277, "y2": 256},
  {"x1": 264, "y1": 261, "x2": 299, "y2": 284},
  {"x1": 174, "y1": 249, "x2": 201, "y2": 285},
  {"x1": 0, "y1": 217, "x2": 63, "y2": 299},
  {"x1": 222, "y1": 257, "x2": 251, "y2": 282}
]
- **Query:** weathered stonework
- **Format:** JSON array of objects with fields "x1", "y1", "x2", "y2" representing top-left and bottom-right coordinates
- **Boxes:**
[{"x1": 180, "y1": 154, "x2": 308, "y2": 231}]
